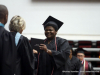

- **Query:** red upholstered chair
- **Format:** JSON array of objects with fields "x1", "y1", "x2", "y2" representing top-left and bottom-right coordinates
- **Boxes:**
[
  {"x1": 96, "y1": 41, "x2": 100, "y2": 48},
  {"x1": 96, "y1": 62, "x2": 100, "y2": 67},
  {"x1": 68, "y1": 40, "x2": 74, "y2": 47},
  {"x1": 84, "y1": 51, "x2": 91, "y2": 57},
  {"x1": 78, "y1": 41, "x2": 92, "y2": 48}
]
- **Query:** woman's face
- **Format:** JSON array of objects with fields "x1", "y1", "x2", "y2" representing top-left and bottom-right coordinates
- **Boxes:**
[{"x1": 45, "y1": 26, "x2": 57, "y2": 40}]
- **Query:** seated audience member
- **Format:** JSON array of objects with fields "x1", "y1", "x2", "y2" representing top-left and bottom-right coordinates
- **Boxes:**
[
  {"x1": 69, "y1": 47, "x2": 81, "y2": 75},
  {"x1": 9, "y1": 15, "x2": 35, "y2": 75},
  {"x1": 76, "y1": 48, "x2": 95, "y2": 75}
]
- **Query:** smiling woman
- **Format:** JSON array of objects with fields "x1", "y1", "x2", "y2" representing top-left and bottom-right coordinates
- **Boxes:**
[
  {"x1": 45, "y1": 26, "x2": 57, "y2": 41},
  {"x1": 35, "y1": 16, "x2": 71, "y2": 75},
  {"x1": 43, "y1": 16, "x2": 63, "y2": 40}
]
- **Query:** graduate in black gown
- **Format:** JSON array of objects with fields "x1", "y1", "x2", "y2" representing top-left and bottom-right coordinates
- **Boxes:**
[
  {"x1": 0, "y1": 5, "x2": 18, "y2": 75},
  {"x1": 36, "y1": 16, "x2": 71, "y2": 75},
  {"x1": 69, "y1": 47, "x2": 81, "y2": 75},
  {"x1": 8, "y1": 15, "x2": 35, "y2": 75},
  {"x1": 76, "y1": 48, "x2": 95, "y2": 75}
]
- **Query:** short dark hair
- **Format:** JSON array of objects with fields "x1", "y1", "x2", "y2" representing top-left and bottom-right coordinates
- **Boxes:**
[{"x1": 0, "y1": 4, "x2": 8, "y2": 20}]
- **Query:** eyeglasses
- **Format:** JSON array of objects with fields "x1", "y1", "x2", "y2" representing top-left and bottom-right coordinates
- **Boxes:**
[{"x1": 77, "y1": 55, "x2": 84, "y2": 57}]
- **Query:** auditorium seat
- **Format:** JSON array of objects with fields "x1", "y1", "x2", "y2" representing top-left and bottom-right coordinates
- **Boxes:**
[
  {"x1": 68, "y1": 40, "x2": 74, "y2": 47},
  {"x1": 96, "y1": 41, "x2": 100, "y2": 48},
  {"x1": 96, "y1": 62, "x2": 100, "y2": 67},
  {"x1": 78, "y1": 41, "x2": 92, "y2": 48},
  {"x1": 84, "y1": 51, "x2": 91, "y2": 57}
]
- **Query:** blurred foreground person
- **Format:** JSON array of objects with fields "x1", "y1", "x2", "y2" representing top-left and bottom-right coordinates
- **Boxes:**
[{"x1": 69, "y1": 47, "x2": 81, "y2": 75}]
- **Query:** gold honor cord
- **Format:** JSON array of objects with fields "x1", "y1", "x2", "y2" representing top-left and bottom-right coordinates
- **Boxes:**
[
  {"x1": 81, "y1": 59, "x2": 86, "y2": 75},
  {"x1": 84, "y1": 59, "x2": 86, "y2": 75}
]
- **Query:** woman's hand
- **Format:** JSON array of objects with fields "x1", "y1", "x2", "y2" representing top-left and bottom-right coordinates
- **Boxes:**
[
  {"x1": 33, "y1": 49, "x2": 38, "y2": 54},
  {"x1": 39, "y1": 44, "x2": 48, "y2": 52},
  {"x1": 39, "y1": 44, "x2": 52, "y2": 55}
]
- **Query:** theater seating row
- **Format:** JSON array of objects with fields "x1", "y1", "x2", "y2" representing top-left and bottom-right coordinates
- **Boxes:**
[{"x1": 68, "y1": 40, "x2": 100, "y2": 48}]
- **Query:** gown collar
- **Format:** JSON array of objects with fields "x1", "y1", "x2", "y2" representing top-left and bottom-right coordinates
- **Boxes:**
[
  {"x1": 45, "y1": 37, "x2": 56, "y2": 44},
  {"x1": 15, "y1": 32, "x2": 21, "y2": 46},
  {"x1": 0, "y1": 22, "x2": 4, "y2": 27}
]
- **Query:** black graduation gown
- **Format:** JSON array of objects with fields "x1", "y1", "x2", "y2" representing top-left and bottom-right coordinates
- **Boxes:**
[
  {"x1": 70, "y1": 56, "x2": 81, "y2": 75},
  {"x1": 10, "y1": 32, "x2": 35, "y2": 75},
  {"x1": 79, "y1": 61, "x2": 95, "y2": 75},
  {"x1": 37, "y1": 37, "x2": 71, "y2": 75},
  {"x1": 0, "y1": 26, "x2": 17, "y2": 75}
]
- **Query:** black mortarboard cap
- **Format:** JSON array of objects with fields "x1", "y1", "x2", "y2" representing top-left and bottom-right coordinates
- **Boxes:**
[
  {"x1": 42, "y1": 16, "x2": 63, "y2": 30},
  {"x1": 76, "y1": 48, "x2": 85, "y2": 54}
]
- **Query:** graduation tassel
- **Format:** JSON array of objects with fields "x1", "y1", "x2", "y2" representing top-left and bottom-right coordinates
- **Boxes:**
[{"x1": 83, "y1": 59, "x2": 86, "y2": 75}]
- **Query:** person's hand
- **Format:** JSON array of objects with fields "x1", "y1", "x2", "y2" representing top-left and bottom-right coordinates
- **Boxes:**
[
  {"x1": 39, "y1": 44, "x2": 52, "y2": 55},
  {"x1": 39, "y1": 44, "x2": 48, "y2": 52},
  {"x1": 33, "y1": 49, "x2": 38, "y2": 54}
]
